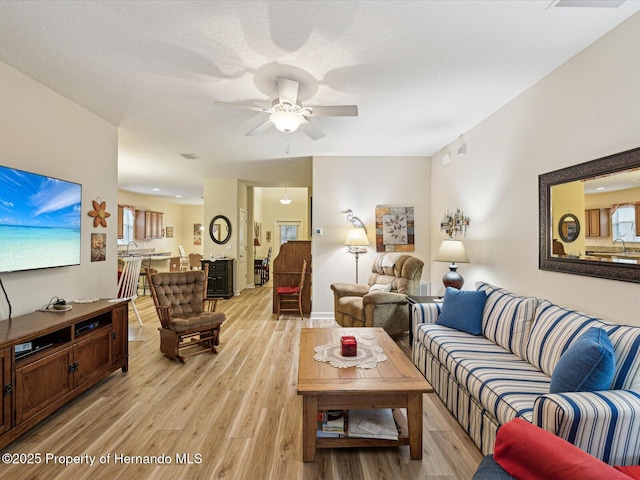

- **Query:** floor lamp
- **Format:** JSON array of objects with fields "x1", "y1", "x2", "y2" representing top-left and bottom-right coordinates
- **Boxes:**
[{"x1": 344, "y1": 227, "x2": 369, "y2": 283}]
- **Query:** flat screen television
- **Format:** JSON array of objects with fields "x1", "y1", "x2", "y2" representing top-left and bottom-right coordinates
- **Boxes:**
[{"x1": 0, "y1": 165, "x2": 82, "y2": 273}]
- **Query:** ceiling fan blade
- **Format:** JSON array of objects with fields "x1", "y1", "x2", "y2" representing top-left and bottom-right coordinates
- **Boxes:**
[
  {"x1": 305, "y1": 105, "x2": 358, "y2": 117},
  {"x1": 245, "y1": 119, "x2": 274, "y2": 136},
  {"x1": 277, "y1": 77, "x2": 299, "y2": 106},
  {"x1": 298, "y1": 118, "x2": 325, "y2": 141},
  {"x1": 214, "y1": 101, "x2": 271, "y2": 113}
]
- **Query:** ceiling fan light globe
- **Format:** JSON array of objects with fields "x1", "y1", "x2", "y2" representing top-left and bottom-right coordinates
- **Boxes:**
[{"x1": 270, "y1": 111, "x2": 302, "y2": 133}]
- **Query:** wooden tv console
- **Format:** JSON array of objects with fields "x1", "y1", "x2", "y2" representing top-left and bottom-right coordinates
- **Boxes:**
[{"x1": 0, "y1": 299, "x2": 128, "y2": 449}]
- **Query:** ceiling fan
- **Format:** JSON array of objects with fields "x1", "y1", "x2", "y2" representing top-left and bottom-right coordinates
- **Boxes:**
[{"x1": 214, "y1": 77, "x2": 358, "y2": 140}]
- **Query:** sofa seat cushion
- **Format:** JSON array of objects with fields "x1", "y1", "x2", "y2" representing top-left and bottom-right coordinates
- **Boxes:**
[
  {"x1": 525, "y1": 300, "x2": 606, "y2": 377},
  {"x1": 417, "y1": 323, "x2": 549, "y2": 425},
  {"x1": 170, "y1": 311, "x2": 225, "y2": 333},
  {"x1": 336, "y1": 296, "x2": 365, "y2": 322},
  {"x1": 476, "y1": 282, "x2": 538, "y2": 361}
]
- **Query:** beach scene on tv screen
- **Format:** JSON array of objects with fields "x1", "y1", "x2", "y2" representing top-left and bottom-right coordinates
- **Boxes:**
[{"x1": 0, "y1": 166, "x2": 81, "y2": 273}]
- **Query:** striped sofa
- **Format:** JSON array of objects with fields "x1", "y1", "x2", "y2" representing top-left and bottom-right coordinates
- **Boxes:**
[{"x1": 411, "y1": 281, "x2": 640, "y2": 466}]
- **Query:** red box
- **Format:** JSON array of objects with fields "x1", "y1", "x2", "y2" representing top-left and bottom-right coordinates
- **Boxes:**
[{"x1": 341, "y1": 336, "x2": 357, "y2": 356}]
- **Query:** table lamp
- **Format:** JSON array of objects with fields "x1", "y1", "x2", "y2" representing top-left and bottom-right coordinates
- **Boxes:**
[
  {"x1": 344, "y1": 227, "x2": 369, "y2": 283},
  {"x1": 434, "y1": 238, "x2": 469, "y2": 289},
  {"x1": 254, "y1": 238, "x2": 260, "y2": 257}
]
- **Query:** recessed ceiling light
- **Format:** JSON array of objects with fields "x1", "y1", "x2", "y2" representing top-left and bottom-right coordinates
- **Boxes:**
[
  {"x1": 596, "y1": 187, "x2": 605, "y2": 191},
  {"x1": 176, "y1": 195, "x2": 182, "y2": 198},
  {"x1": 152, "y1": 188, "x2": 160, "y2": 191}
]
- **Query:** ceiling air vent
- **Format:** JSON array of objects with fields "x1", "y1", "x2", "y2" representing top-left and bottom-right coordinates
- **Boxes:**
[
  {"x1": 548, "y1": 0, "x2": 626, "y2": 7},
  {"x1": 179, "y1": 153, "x2": 200, "y2": 160}
]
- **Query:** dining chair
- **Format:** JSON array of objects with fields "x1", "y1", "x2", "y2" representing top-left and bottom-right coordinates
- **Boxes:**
[
  {"x1": 275, "y1": 259, "x2": 307, "y2": 319},
  {"x1": 117, "y1": 256, "x2": 144, "y2": 326}
]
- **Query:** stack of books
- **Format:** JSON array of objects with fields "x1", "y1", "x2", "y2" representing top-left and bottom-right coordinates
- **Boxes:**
[{"x1": 317, "y1": 410, "x2": 347, "y2": 437}]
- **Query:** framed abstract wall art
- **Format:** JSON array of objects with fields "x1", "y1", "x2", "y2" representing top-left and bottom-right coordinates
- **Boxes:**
[{"x1": 375, "y1": 205, "x2": 415, "y2": 252}]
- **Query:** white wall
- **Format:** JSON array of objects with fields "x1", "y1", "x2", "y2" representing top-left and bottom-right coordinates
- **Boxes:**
[
  {"x1": 312, "y1": 156, "x2": 431, "y2": 318},
  {"x1": 430, "y1": 13, "x2": 640, "y2": 323},
  {"x1": 0, "y1": 61, "x2": 118, "y2": 318}
]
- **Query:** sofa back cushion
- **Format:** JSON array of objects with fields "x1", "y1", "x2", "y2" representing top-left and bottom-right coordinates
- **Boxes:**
[
  {"x1": 603, "y1": 324, "x2": 640, "y2": 390},
  {"x1": 525, "y1": 300, "x2": 605, "y2": 377},
  {"x1": 368, "y1": 254, "x2": 424, "y2": 295},
  {"x1": 476, "y1": 282, "x2": 538, "y2": 360}
]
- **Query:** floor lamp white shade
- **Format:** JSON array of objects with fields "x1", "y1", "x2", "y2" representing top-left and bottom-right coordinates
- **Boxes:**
[{"x1": 344, "y1": 227, "x2": 369, "y2": 283}]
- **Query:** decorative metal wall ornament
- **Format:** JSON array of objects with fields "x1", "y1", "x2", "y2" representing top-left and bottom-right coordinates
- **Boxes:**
[{"x1": 440, "y1": 209, "x2": 470, "y2": 237}]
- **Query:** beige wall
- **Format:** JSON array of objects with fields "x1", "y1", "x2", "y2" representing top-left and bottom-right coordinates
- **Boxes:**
[
  {"x1": 551, "y1": 181, "x2": 585, "y2": 256},
  {"x1": 430, "y1": 12, "x2": 640, "y2": 323},
  {"x1": 258, "y1": 187, "x2": 310, "y2": 262},
  {"x1": 0, "y1": 61, "x2": 118, "y2": 318},
  {"x1": 312, "y1": 156, "x2": 431, "y2": 318}
]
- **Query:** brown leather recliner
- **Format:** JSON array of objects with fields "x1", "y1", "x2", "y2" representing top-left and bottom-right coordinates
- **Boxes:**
[{"x1": 330, "y1": 254, "x2": 424, "y2": 337}]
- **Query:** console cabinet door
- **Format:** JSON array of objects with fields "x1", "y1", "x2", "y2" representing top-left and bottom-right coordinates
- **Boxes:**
[
  {"x1": 74, "y1": 328, "x2": 112, "y2": 389},
  {"x1": 0, "y1": 348, "x2": 11, "y2": 435},
  {"x1": 111, "y1": 305, "x2": 128, "y2": 371},
  {"x1": 15, "y1": 347, "x2": 74, "y2": 425}
]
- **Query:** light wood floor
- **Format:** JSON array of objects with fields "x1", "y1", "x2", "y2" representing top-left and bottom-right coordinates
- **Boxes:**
[{"x1": 2, "y1": 285, "x2": 482, "y2": 480}]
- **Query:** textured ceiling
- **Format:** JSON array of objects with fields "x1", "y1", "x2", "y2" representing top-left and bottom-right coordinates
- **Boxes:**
[{"x1": 0, "y1": 1, "x2": 638, "y2": 204}]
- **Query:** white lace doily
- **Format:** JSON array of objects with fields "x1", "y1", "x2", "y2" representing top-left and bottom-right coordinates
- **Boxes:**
[{"x1": 313, "y1": 341, "x2": 388, "y2": 369}]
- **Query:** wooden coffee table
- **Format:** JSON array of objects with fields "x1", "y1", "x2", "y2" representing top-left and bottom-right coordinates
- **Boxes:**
[{"x1": 297, "y1": 327, "x2": 432, "y2": 462}]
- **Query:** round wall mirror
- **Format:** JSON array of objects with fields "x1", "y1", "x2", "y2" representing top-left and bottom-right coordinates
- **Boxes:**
[
  {"x1": 558, "y1": 213, "x2": 580, "y2": 243},
  {"x1": 209, "y1": 215, "x2": 232, "y2": 244}
]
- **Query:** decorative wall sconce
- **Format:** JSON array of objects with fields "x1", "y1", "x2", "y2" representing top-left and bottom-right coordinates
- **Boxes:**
[{"x1": 440, "y1": 209, "x2": 470, "y2": 237}]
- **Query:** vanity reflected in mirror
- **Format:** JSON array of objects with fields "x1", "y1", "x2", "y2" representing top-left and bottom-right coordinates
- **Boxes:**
[
  {"x1": 209, "y1": 215, "x2": 232, "y2": 244},
  {"x1": 539, "y1": 147, "x2": 640, "y2": 283}
]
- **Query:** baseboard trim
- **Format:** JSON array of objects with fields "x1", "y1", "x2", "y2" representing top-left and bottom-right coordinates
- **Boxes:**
[{"x1": 310, "y1": 312, "x2": 335, "y2": 321}]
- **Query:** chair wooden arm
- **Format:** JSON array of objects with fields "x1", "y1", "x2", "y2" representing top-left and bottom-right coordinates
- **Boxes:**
[
  {"x1": 154, "y1": 304, "x2": 173, "y2": 329},
  {"x1": 204, "y1": 298, "x2": 218, "y2": 312}
]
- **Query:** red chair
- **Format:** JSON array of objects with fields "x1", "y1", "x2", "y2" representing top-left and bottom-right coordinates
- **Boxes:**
[{"x1": 275, "y1": 259, "x2": 307, "y2": 319}]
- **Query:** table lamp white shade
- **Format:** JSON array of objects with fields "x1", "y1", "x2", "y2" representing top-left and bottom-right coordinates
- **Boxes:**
[
  {"x1": 434, "y1": 238, "x2": 469, "y2": 263},
  {"x1": 344, "y1": 227, "x2": 370, "y2": 247},
  {"x1": 434, "y1": 238, "x2": 469, "y2": 289}
]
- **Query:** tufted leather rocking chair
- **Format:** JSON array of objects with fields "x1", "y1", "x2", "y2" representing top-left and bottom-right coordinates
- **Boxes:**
[{"x1": 147, "y1": 267, "x2": 225, "y2": 363}]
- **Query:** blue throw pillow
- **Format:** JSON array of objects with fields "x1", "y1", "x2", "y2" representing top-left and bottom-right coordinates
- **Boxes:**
[
  {"x1": 549, "y1": 327, "x2": 615, "y2": 394},
  {"x1": 436, "y1": 287, "x2": 487, "y2": 335}
]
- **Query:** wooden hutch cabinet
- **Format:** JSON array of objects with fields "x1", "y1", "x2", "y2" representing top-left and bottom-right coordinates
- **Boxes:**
[
  {"x1": 201, "y1": 259, "x2": 234, "y2": 299},
  {"x1": 0, "y1": 300, "x2": 128, "y2": 449}
]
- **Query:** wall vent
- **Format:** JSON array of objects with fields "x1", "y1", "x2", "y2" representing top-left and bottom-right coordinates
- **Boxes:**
[
  {"x1": 548, "y1": 0, "x2": 626, "y2": 8},
  {"x1": 418, "y1": 281, "x2": 431, "y2": 297}
]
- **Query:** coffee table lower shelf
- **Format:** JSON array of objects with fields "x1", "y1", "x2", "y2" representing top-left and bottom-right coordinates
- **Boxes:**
[{"x1": 301, "y1": 392, "x2": 424, "y2": 462}]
